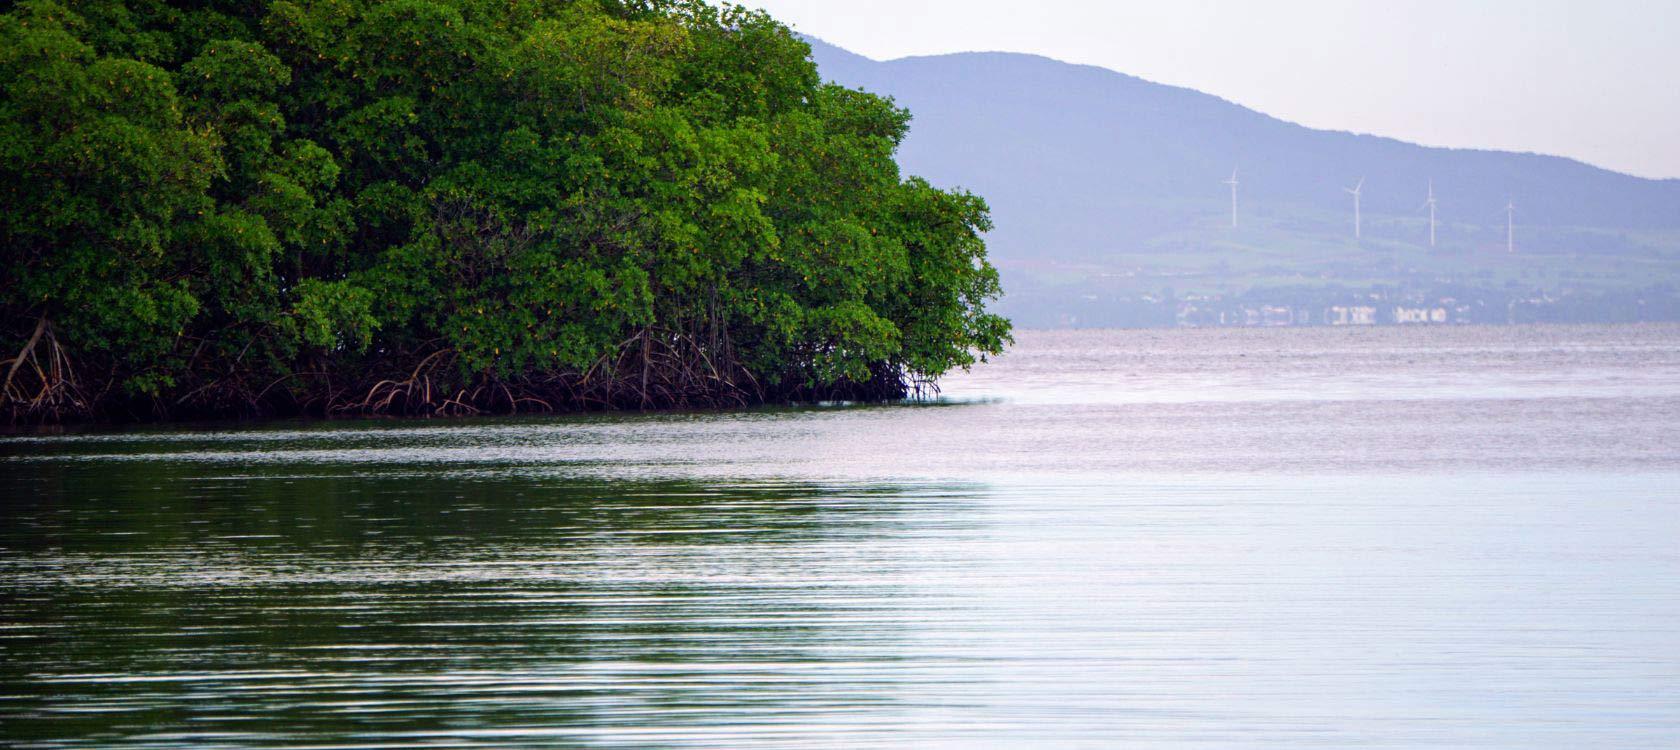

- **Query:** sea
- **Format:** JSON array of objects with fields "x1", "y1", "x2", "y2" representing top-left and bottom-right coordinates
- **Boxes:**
[{"x1": 3, "y1": 324, "x2": 1678, "y2": 748}]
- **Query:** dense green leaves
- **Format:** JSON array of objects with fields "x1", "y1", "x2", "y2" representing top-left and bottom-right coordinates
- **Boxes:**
[{"x1": 1, "y1": 0, "x2": 1008, "y2": 421}]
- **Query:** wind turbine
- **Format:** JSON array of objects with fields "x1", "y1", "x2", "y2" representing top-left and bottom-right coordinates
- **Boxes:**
[
  {"x1": 1223, "y1": 168, "x2": 1240, "y2": 228},
  {"x1": 1506, "y1": 200, "x2": 1516, "y2": 254},
  {"x1": 1422, "y1": 180, "x2": 1438, "y2": 248},
  {"x1": 1345, "y1": 178, "x2": 1365, "y2": 240}
]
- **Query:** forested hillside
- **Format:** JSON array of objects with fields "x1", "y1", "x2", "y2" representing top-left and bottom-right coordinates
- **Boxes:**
[{"x1": 0, "y1": 1, "x2": 1008, "y2": 422}]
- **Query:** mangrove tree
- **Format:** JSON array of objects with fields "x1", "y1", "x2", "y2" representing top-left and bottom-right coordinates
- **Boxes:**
[{"x1": 0, "y1": 0, "x2": 1008, "y2": 422}]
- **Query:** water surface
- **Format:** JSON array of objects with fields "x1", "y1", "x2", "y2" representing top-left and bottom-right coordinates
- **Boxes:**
[{"x1": 4, "y1": 325, "x2": 1679, "y2": 747}]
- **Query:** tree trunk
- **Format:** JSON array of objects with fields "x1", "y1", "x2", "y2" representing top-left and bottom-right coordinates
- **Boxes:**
[{"x1": 1, "y1": 315, "x2": 48, "y2": 406}]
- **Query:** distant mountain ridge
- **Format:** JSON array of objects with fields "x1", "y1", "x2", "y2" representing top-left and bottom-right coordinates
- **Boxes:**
[
  {"x1": 804, "y1": 38, "x2": 1680, "y2": 327},
  {"x1": 806, "y1": 38, "x2": 1680, "y2": 246}
]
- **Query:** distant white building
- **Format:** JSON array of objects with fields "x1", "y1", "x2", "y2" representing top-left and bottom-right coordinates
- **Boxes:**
[
  {"x1": 1261, "y1": 306, "x2": 1294, "y2": 327},
  {"x1": 1326, "y1": 306, "x2": 1377, "y2": 325},
  {"x1": 1394, "y1": 307, "x2": 1449, "y2": 324}
]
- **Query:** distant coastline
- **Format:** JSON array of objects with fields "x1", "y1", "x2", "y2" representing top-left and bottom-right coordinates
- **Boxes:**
[{"x1": 1001, "y1": 282, "x2": 1680, "y2": 329}]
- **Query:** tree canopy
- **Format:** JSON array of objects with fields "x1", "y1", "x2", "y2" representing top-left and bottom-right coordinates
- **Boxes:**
[{"x1": 0, "y1": 0, "x2": 1008, "y2": 421}]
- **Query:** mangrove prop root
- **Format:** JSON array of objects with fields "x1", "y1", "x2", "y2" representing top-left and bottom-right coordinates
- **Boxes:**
[
  {"x1": 2, "y1": 319, "x2": 93, "y2": 423},
  {"x1": 4, "y1": 325, "x2": 913, "y2": 423},
  {"x1": 1, "y1": 316, "x2": 48, "y2": 405}
]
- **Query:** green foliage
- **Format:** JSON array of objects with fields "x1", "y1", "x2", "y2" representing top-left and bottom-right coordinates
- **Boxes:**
[
  {"x1": 292, "y1": 278, "x2": 376, "y2": 352},
  {"x1": 1, "y1": 0, "x2": 1009, "y2": 420}
]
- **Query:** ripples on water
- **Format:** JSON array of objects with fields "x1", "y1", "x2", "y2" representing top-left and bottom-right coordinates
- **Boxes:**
[{"x1": 3, "y1": 325, "x2": 1679, "y2": 747}]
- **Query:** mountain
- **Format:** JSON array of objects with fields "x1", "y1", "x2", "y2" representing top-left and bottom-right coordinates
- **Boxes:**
[{"x1": 805, "y1": 39, "x2": 1680, "y2": 327}]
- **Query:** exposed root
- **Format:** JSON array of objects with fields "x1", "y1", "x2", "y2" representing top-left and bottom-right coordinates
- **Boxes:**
[
  {"x1": 4, "y1": 323, "x2": 918, "y2": 424},
  {"x1": 2, "y1": 318, "x2": 92, "y2": 423}
]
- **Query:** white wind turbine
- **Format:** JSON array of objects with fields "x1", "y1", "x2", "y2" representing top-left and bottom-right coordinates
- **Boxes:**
[
  {"x1": 1422, "y1": 180, "x2": 1438, "y2": 248},
  {"x1": 1223, "y1": 168, "x2": 1240, "y2": 228},
  {"x1": 1345, "y1": 177, "x2": 1365, "y2": 240}
]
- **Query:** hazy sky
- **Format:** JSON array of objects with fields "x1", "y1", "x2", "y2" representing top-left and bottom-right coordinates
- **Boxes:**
[{"x1": 749, "y1": 0, "x2": 1680, "y2": 180}]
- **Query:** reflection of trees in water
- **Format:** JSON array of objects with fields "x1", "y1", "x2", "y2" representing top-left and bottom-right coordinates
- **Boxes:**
[{"x1": 0, "y1": 459, "x2": 985, "y2": 746}]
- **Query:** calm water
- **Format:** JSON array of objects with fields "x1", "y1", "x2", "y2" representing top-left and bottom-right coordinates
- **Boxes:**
[{"x1": 3, "y1": 325, "x2": 1679, "y2": 748}]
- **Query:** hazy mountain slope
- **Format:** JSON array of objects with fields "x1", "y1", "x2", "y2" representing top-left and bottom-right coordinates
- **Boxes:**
[
  {"x1": 807, "y1": 39, "x2": 1680, "y2": 326},
  {"x1": 811, "y1": 40, "x2": 1680, "y2": 241}
]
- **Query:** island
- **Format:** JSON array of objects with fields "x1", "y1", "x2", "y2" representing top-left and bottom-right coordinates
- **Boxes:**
[{"x1": 0, "y1": 0, "x2": 1010, "y2": 423}]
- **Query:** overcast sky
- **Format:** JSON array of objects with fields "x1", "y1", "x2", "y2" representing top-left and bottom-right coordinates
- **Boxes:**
[{"x1": 749, "y1": 0, "x2": 1680, "y2": 180}]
